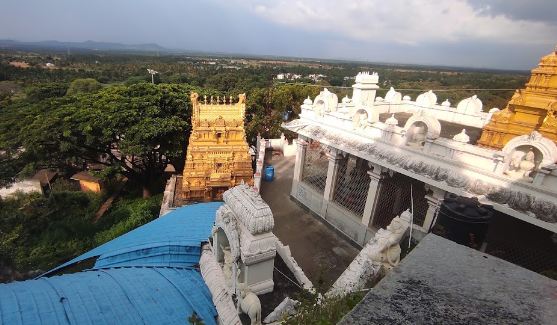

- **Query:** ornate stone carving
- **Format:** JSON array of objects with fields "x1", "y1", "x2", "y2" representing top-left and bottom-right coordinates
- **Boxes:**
[
  {"x1": 214, "y1": 205, "x2": 241, "y2": 260},
  {"x1": 352, "y1": 109, "x2": 368, "y2": 130},
  {"x1": 385, "y1": 114, "x2": 399, "y2": 126},
  {"x1": 291, "y1": 123, "x2": 557, "y2": 224},
  {"x1": 502, "y1": 133, "x2": 557, "y2": 179},
  {"x1": 213, "y1": 186, "x2": 277, "y2": 296},
  {"x1": 326, "y1": 211, "x2": 412, "y2": 298},
  {"x1": 223, "y1": 184, "x2": 274, "y2": 235},
  {"x1": 199, "y1": 246, "x2": 242, "y2": 325},
  {"x1": 453, "y1": 129, "x2": 470, "y2": 143},
  {"x1": 403, "y1": 114, "x2": 442, "y2": 142},
  {"x1": 312, "y1": 88, "x2": 339, "y2": 115},
  {"x1": 456, "y1": 95, "x2": 483, "y2": 115},
  {"x1": 384, "y1": 87, "x2": 402, "y2": 103},
  {"x1": 416, "y1": 90, "x2": 437, "y2": 107},
  {"x1": 181, "y1": 92, "x2": 253, "y2": 202},
  {"x1": 479, "y1": 48, "x2": 557, "y2": 149},
  {"x1": 541, "y1": 103, "x2": 557, "y2": 129}
]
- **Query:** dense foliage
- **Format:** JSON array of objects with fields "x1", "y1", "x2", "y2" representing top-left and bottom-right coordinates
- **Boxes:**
[
  {"x1": 0, "y1": 189, "x2": 161, "y2": 277},
  {"x1": 285, "y1": 291, "x2": 366, "y2": 324},
  {"x1": 1, "y1": 83, "x2": 194, "y2": 195}
]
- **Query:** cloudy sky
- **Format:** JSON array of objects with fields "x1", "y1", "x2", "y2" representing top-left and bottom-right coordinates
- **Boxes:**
[{"x1": 1, "y1": 0, "x2": 556, "y2": 69}]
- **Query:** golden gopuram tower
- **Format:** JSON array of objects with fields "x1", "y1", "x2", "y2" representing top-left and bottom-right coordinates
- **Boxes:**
[
  {"x1": 478, "y1": 47, "x2": 557, "y2": 149},
  {"x1": 179, "y1": 93, "x2": 253, "y2": 202}
]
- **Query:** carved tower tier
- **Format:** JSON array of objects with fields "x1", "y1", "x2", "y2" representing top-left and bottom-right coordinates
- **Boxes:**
[
  {"x1": 181, "y1": 93, "x2": 253, "y2": 202},
  {"x1": 478, "y1": 47, "x2": 557, "y2": 149}
]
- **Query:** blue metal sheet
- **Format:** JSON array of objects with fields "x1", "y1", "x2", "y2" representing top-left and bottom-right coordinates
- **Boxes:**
[
  {"x1": 0, "y1": 267, "x2": 217, "y2": 325},
  {"x1": 46, "y1": 202, "x2": 222, "y2": 274}
]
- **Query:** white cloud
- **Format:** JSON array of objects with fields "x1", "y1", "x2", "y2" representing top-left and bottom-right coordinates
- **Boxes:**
[{"x1": 233, "y1": 0, "x2": 556, "y2": 45}]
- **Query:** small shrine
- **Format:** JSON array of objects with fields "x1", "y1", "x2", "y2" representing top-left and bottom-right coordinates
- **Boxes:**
[
  {"x1": 180, "y1": 93, "x2": 253, "y2": 203},
  {"x1": 478, "y1": 47, "x2": 557, "y2": 149}
]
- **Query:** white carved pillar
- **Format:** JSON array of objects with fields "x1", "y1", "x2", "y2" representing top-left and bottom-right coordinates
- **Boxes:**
[
  {"x1": 292, "y1": 136, "x2": 308, "y2": 183},
  {"x1": 493, "y1": 153, "x2": 506, "y2": 174},
  {"x1": 423, "y1": 138, "x2": 434, "y2": 153},
  {"x1": 533, "y1": 165, "x2": 555, "y2": 186},
  {"x1": 362, "y1": 163, "x2": 385, "y2": 227},
  {"x1": 323, "y1": 148, "x2": 343, "y2": 202},
  {"x1": 422, "y1": 186, "x2": 446, "y2": 232}
]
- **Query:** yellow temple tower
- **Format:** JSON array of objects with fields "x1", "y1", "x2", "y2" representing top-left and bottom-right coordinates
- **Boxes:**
[
  {"x1": 180, "y1": 92, "x2": 253, "y2": 202},
  {"x1": 478, "y1": 47, "x2": 557, "y2": 149}
]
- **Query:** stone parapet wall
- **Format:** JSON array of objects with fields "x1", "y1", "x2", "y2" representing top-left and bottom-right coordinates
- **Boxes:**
[{"x1": 284, "y1": 119, "x2": 557, "y2": 232}]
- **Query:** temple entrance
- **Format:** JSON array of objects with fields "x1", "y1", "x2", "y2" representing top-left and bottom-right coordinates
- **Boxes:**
[
  {"x1": 211, "y1": 187, "x2": 228, "y2": 200},
  {"x1": 213, "y1": 227, "x2": 238, "y2": 288}
]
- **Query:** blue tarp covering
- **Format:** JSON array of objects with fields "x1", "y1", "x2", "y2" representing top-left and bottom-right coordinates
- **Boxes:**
[
  {"x1": 47, "y1": 202, "x2": 223, "y2": 273},
  {"x1": 0, "y1": 267, "x2": 217, "y2": 325},
  {"x1": 0, "y1": 202, "x2": 224, "y2": 324}
]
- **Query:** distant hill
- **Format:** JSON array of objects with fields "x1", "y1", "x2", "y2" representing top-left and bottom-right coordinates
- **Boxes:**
[{"x1": 0, "y1": 39, "x2": 168, "y2": 53}]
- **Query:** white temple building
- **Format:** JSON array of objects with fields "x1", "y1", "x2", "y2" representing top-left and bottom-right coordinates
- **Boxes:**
[{"x1": 283, "y1": 72, "x2": 557, "y2": 249}]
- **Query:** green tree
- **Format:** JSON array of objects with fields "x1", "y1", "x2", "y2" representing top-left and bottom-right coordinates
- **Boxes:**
[
  {"x1": 25, "y1": 83, "x2": 68, "y2": 102},
  {"x1": 66, "y1": 78, "x2": 102, "y2": 95},
  {"x1": 1, "y1": 83, "x2": 195, "y2": 197},
  {"x1": 245, "y1": 84, "x2": 319, "y2": 142}
]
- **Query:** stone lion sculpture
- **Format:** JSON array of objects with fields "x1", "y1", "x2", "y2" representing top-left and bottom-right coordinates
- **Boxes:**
[
  {"x1": 366, "y1": 213, "x2": 409, "y2": 270},
  {"x1": 238, "y1": 283, "x2": 261, "y2": 325}
]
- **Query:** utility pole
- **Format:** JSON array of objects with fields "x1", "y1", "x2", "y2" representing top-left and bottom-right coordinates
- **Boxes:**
[{"x1": 147, "y1": 68, "x2": 158, "y2": 84}]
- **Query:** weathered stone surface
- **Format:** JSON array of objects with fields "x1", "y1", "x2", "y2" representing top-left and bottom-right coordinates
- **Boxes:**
[{"x1": 339, "y1": 234, "x2": 557, "y2": 325}]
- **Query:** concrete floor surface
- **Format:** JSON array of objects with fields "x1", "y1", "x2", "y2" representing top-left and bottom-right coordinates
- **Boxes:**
[{"x1": 260, "y1": 151, "x2": 359, "y2": 290}]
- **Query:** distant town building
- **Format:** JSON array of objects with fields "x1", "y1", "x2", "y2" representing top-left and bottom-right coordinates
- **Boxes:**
[
  {"x1": 8, "y1": 61, "x2": 30, "y2": 68},
  {"x1": 275, "y1": 73, "x2": 302, "y2": 81},
  {"x1": 0, "y1": 169, "x2": 57, "y2": 198},
  {"x1": 71, "y1": 171, "x2": 102, "y2": 193},
  {"x1": 177, "y1": 93, "x2": 253, "y2": 203},
  {"x1": 31, "y1": 169, "x2": 58, "y2": 193},
  {"x1": 307, "y1": 73, "x2": 326, "y2": 82}
]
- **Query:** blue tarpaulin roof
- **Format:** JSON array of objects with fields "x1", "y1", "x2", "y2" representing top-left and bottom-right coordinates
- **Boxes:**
[
  {"x1": 0, "y1": 267, "x2": 217, "y2": 325},
  {"x1": 0, "y1": 202, "x2": 224, "y2": 325},
  {"x1": 47, "y1": 202, "x2": 223, "y2": 273}
]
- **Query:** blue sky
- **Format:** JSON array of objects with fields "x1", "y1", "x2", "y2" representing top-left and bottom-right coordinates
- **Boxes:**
[{"x1": 1, "y1": 0, "x2": 556, "y2": 70}]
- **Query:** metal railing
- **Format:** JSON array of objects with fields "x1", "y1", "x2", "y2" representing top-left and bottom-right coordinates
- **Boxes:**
[
  {"x1": 302, "y1": 140, "x2": 328, "y2": 194},
  {"x1": 333, "y1": 156, "x2": 371, "y2": 217}
]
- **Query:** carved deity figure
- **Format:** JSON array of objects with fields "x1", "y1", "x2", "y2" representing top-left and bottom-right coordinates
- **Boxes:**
[
  {"x1": 366, "y1": 215, "x2": 408, "y2": 270},
  {"x1": 542, "y1": 106, "x2": 557, "y2": 129},
  {"x1": 408, "y1": 125, "x2": 426, "y2": 147},
  {"x1": 221, "y1": 245, "x2": 233, "y2": 287},
  {"x1": 506, "y1": 148, "x2": 537, "y2": 180}
]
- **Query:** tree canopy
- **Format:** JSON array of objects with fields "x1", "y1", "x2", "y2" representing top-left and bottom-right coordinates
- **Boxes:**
[
  {"x1": 66, "y1": 78, "x2": 102, "y2": 95},
  {"x1": 1, "y1": 83, "x2": 197, "y2": 196}
]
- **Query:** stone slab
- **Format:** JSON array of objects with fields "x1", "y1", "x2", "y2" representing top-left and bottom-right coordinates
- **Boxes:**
[{"x1": 340, "y1": 234, "x2": 557, "y2": 325}]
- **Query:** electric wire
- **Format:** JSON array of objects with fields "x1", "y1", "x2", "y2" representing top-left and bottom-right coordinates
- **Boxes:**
[{"x1": 273, "y1": 81, "x2": 517, "y2": 92}]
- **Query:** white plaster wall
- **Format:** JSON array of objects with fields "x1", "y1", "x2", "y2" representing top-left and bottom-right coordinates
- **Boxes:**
[
  {"x1": 275, "y1": 240, "x2": 314, "y2": 290},
  {"x1": 293, "y1": 182, "x2": 324, "y2": 214},
  {"x1": 324, "y1": 202, "x2": 371, "y2": 246},
  {"x1": 293, "y1": 181, "x2": 373, "y2": 247},
  {"x1": 373, "y1": 102, "x2": 490, "y2": 128}
]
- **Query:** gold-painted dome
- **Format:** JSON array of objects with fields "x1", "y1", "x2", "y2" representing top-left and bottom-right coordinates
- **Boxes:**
[
  {"x1": 478, "y1": 46, "x2": 557, "y2": 149},
  {"x1": 538, "y1": 47, "x2": 557, "y2": 67}
]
